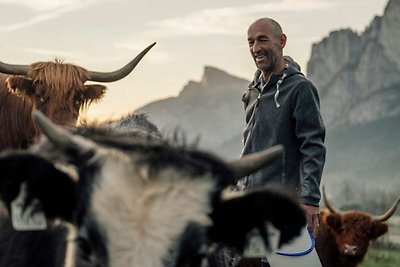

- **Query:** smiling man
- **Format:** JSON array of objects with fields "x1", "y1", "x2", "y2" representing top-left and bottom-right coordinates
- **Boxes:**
[{"x1": 238, "y1": 18, "x2": 326, "y2": 267}]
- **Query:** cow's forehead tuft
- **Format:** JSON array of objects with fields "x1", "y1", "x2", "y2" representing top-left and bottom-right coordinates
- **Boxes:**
[{"x1": 28, "y1": 61, "x2": 89, "y2": 91}]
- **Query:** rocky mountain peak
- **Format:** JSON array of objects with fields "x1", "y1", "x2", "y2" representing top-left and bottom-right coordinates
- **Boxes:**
[
  {"x1": 307, "y1": 29, "x2": 361, "y2": 92},
  {"x1": 379, "y1": 0, "x2": 400, "y2": 70},
  {"x1": 179, "y1": 66, "x2": 249, "y2": 98},
  {"x1": 307, "y1": 0, "x2": 400, "y2": 129},
  {"x1": 200, "y1": 66, "x2": 242, "y2": 87}
]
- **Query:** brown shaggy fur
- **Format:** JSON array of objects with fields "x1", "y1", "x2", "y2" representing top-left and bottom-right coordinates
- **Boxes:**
[
  {"x1": 0, "y1": 75, "x2": 37, "y2": 150},
  {"x1": 28, "y1": 60, "x2": 90, "y2": 115},
  {"x1": 0, "y1": 60, "x2": 105, "y2": 151},
  {"x1": 316, "y1": 209, "x2": 388, "y2": 267}
]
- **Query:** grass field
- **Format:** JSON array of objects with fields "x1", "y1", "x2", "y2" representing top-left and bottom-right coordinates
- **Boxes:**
[
  {"x1": 360, "y1": 216, "x2": 400, "y2": 267},
  {"x1": 361, "y1": 243, "x2": 400, "y2": 267}
]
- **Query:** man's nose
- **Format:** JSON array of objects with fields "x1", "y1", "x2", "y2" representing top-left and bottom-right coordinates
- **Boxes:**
[{"x1": 251, "y1": 41, "x2": 261, "y2": 54}]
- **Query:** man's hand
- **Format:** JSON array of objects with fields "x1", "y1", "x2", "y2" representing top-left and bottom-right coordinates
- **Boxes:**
[{"x1": 302, "y1": 204, "x2": 320, "y2": 237}]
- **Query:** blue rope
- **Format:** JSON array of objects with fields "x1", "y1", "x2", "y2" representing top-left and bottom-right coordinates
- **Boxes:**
[{"x1": 275, "y1": 228, "x2": 316, "y2": 257}]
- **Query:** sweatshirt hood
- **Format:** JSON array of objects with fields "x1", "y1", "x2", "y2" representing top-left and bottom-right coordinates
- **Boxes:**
[{"x1": 249, "y1": 64, "x2": 303, "y2": 107}]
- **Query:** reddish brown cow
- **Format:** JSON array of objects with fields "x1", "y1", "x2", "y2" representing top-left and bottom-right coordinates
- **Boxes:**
[
  {"x1": 316, "y1": 187, "x2": 400, "y2": 267},
  {"x1": 0, "y1": 43, "x2": 155, "y2": 151}
]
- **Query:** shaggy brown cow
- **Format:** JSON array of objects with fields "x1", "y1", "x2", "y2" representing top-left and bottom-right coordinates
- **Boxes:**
[
  {"x1": 316, "y1": 187, "x2": 400, "y2": 267},
  {"x1": 0, "y1": 43, "x2": 155, "y2": 151}
]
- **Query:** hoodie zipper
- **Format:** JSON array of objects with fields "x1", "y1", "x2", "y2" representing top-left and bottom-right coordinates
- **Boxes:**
[
  {"x1": 244, "y1": 71, "x2": 285, "y2": 153},
  {"x1": 253, "y1": 72, "x2": 272, "y2": 108},
  {"x1": 241, "y1": 70, "x2": 289, "y2": 187}
]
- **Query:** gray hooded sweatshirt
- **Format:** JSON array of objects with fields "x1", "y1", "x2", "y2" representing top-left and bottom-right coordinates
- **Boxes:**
[{"x1": 241, "y1": 64, "x2": 326, "y2": 207}]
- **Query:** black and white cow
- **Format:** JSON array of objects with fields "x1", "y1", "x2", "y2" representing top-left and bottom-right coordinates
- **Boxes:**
[{"x1": 0, "y1": 111, "x2": 306, "y2": 267}]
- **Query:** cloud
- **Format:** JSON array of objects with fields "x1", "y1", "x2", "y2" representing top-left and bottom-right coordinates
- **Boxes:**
[
  {"x1": 0, "y1": 0, "x2": 94, "y2": 12},
  {"x1": 1, "y1": 13, "x2": 65, "y2": 32},
  {"x1": 0, "y1": 0, "x2": 112, "y2": 32},
  {"x1": 19, "y1": 47, "x2": 86, "y2": 59},
  {"x1": 112, "y1": 0, "x2": 336, "y2": 65},
  {"x1": 141, "y1": 0, "x2": 334, "y2": 38},
  {"x1": 114, "y1": 42, "x2": 172, "y2": 65},
  {"x1": 0, "y1": 42, "x2": 87, "y2": 61}
]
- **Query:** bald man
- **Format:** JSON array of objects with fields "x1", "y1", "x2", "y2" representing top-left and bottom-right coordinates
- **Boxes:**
[{"x1": 239, "y1": 18, "x2": 326, "y2": 266}]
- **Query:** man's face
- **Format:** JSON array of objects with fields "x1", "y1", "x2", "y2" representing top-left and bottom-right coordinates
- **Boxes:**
[{"x1": 247, "y1": 22, "x2": 284, "y2": 73}]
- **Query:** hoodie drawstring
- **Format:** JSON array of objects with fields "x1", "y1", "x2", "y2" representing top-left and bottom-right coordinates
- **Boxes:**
[{"x1": 274, "y1": 72, "x2": 287, "y2": 108}]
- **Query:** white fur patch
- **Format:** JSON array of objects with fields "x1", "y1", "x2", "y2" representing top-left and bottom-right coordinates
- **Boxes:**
[
  {"x1": 90, "y1": 150, "x2": 215, "y2": 267},
  {"x1": 242, "y1": 223, "x2": 279, "y2": 258}
]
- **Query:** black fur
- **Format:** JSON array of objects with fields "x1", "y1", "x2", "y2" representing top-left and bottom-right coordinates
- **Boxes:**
[
  {"x1": 0, "y1": 152, "x2": 103, "y2": 267},
  {"x1": 208, "y1": 185, "x2": 305, "y2": 250},
  {"x1": 167, "y1": 222, "x2": 208, "y2": 267},
  {"x1": 107, "y1": 112, "x2": 161, "y2": 137},
  {"x1": 0, "y1": 219, "x2": 69, "y2": 267},
  {"x1": 76, "y1": 216, "x2": 109, "y2": 267},
  {"x1": 0, "y1": 152, "x2": 77, "y2": 221}
]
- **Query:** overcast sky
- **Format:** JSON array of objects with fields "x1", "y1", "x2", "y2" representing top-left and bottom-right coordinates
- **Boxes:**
[{"x1": 0, "y1": 0, "x2": 389, "y2": 120}]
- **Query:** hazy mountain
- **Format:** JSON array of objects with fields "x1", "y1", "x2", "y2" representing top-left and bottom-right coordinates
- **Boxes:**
[
  {"x1": 137, "y1": 66, "x2": 248, "y2": 159},
  {"x1": 136, "y1": 0, "x2": 400, "y2": 193}
]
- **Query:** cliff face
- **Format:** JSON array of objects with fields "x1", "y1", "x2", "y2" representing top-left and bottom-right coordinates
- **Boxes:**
[{"x1": 307, "y1": 0, "x2": 400, "y2": 128}]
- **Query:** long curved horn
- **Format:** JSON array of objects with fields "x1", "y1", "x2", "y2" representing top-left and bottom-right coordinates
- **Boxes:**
[
  {"x1": 322, "y1": 186, "x2": 342, "y2": 215},
  {"x1": 227, "y1": 145, "x2": 283, "y2": 180},
  {"x1": 32, "y1": 110, "x2": 96, "y2": 157},
  {"x1": 0, "y1": 61, "x2": 29, "y2": 75},
  {"x1": 372, "y1": 196, "x2": 400, "y2": 222},
  {"x1": 87, "y1": 42, "x2": 156, "y2": 82}
]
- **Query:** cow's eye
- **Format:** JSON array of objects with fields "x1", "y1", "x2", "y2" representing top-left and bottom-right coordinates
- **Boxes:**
[
  {"x1": 34, "y1": 94, "x2": 46, "y2": 102},
  {"x1": 75, "y1": 98, "x2": 83, "y2": 107}
]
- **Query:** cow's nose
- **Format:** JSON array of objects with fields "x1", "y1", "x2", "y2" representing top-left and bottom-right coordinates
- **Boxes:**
[{"x1": 344, "y1": 244, "x2": 358, "y2": 255}]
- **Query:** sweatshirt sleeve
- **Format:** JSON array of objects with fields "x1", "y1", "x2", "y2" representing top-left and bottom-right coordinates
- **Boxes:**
[{"x1": 292, "y1": 80, "x2": 326, "y2": 207}]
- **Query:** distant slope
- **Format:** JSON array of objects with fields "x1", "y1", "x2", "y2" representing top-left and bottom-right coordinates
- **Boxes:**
[
  {"x1": 323, "y1": 114, "x2": 400, "y2": 189},
  {"x1": 137, "y1": 66, "x2": 248, "y2": 159}
]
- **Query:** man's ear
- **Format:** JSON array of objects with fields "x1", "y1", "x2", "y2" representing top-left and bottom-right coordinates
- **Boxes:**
[
  {"x1": 83, "y1": 84, "x2": 106, "y2": 102},
  {"x1": 5, "y1": 76, "x2": 35, "y2": 97},
  {"x1": 280, "y1": 33, "x2": 287, "y2": 49}
]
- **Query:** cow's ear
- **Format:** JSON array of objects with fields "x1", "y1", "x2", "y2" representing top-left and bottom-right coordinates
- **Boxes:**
[
  {"x1": 209, "y1": 186, "x2": 306, "y2": 252},
  {"x1": 0, "y1": 152, "x2": 42, "y2": 207},
  {"x1": 83, "y1": 84, "x2": 106, "y2": 101},
  {"x1": 0, "y1": 152, "x2": 78, "y2": 222},
  {"x1": 369, "y1": 221, "x2": 388, "y2": 239},
  {"x1": 325, "y1": 213, "x2": 342, "y2": 232},
  {"x1": 5, "y1": 76, "x2": 35, "y2": 97}
]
